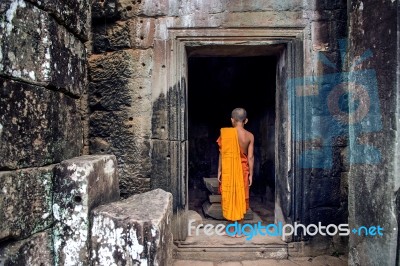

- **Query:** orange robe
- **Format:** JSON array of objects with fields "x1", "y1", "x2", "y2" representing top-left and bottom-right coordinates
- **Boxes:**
[{"x1": 217, "y1": 128, "x2": 249, "y2": 221}]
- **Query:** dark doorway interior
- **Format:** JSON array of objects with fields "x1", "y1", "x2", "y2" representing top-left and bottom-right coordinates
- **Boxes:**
[{"x1": 188, "y1": 55, "x2": 277, "y2": 222}]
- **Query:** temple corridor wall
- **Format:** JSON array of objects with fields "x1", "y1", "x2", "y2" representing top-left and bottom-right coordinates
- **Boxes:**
[
  {"x1": 347, "y1": 1, "x2": 399, "y2": 265},
  {"x1": 0, "y1": 0, "x2": 91, "y2": 263}
]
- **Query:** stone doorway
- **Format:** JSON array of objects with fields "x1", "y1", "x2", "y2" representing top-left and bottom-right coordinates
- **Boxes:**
[
  {"x1": 151, "y1": 28, "x2": 305, "y2": 247},
  {"x1": 187, "y1": 55, "x2": 277, "y2": 224},
  {"x1": 174, "y1": 45, "x2": 291, "y2": 260}
]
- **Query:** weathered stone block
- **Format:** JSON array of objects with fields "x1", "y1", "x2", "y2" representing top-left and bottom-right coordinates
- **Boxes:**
[
  {"x1": 89, "y1": 77, "x2": 152, "y2": 113},
  {"x1": 170, "y1": 140, "x2": 187, "y2": 209},
  {"x1": 89, "y1": 48, "x2": 153, "y2": 197},
  {"x1": 203, "y1": 177, "x2": 220, "y2": 195},
  {"x1": 170, "y1": 209, "x2": 189, "y2": 241},
  {"x1": 151, "y1": 93, "x2": 168, "y2": 140},
  {"x1": 309, "y1": 207, "x2": 338, "y2": 225},
  {"x1": 0, "y1": 166, "x2": 53, "y2": 241},
  {"x1": 310, "y1": 116, "x2": 348, "y2": 138},
  {"x1": 340, "y1": 172, "x2": 348, "y2": 202},
  {"x1": 91, "y1": 0, "x2": 118, "y2": 20},
  {"x1": 165, "y1": 13, "x2": 224, "y2": 29},
  {"x1": 90, "y1": 189, "x2": 173, "y2": 266},
  {"x1": 209, "y1": 194, "x2": 221, "y2": 203},
  {"x1": 0, "y1": 229, "x2": 53, "y2": 265},
  {"x1": 310, "y1": 145, "x2": 343, "y2": 178},
  {"x1": 0, "y1": 78, "x2": 82, "y2": 169},
  {"x1": 90, "y1": 111, "x2": 152, "y2": 197},
  {"x1": 309, "y1": 177, "x2": 341, "y2": 209},
  {"x1": 120, "y1": 175, "x2": 150, "y2": 195},
  {"x1": 89, "y1": 49, "x2": 153, "y2": 82},
  {"x1": 92, "y1": 0, "x2": 167, "y2": 19},
  {"x1": 166, "y1": 78, "x2": 187, "y2": 141},
  {"x1": 311, "y1": 21, "x2": 330, "y2": 48},
  {"x1": 225, "y1": 11, "x2": 305, "y2": 28},
  {"x1": 26, "y1": 0, "x2": 91, "y2": 40},
  {"x1": 92, "y1": 18, "x2": 155, "y2": 53},
  {"x1": 291, "y1": 235, "x2": 335, "y2": 257},
  {"x1": 52, "y1": 155, "x2": 119, "y2": 266},
  {"x1": 0, "y1": 0, "x2": 87, "y2": 96},
  {"x1": 151, "y1": 139, "x2": 187, "y2": 210},
  {"x1": 151, "y1": 139, "x2": 171, "y2": 193},
  {"x1": 333, "y1": 135, "x2": 348, "y2": 147},
  {"x1": 227, "y1": 0, "x2": 303, "y2": 12},
  {"x1": 307, "y1": 0, "x2": 347, "y2": 11},
  {"x1": 89, "y1": 48, "x2": 153, "y2": 196},
  {"x1": 92, "y1": 21, "x2": 132, "y2": 53},
  {"x1": 90, "y1": 110, "x2": 151, "y2": 140},
  {"x1": 166, "y1": 0, "x2": 225, "y2": 16}
]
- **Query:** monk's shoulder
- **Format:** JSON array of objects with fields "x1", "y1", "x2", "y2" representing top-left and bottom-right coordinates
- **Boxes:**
[{"x1": 245, "y1": 130, "x2": 254, "y2": 141}]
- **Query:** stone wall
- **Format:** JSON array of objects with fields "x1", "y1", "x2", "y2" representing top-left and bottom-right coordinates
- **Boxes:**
[
  {"x1": 3, "y1": 0, "x2": 398, "y2": 264},
  {"x1": 299, "y1": 0, "x2": 349, "y2": 254},
  {"x1": 347, "y1": 0, "x2": 399, "y2": 265},
  {"x1": 52, "y1": 155, "x2": 120, "y2": 265},
  {"x1": 0, "y1": 3, "x2": 174, "y2": 263},
  {"x1": 0, "y1": 0, "x2": 90, "y2": 263},
  {"x1": 89, "y1": 1, "x2": 156, "y2": 198}
]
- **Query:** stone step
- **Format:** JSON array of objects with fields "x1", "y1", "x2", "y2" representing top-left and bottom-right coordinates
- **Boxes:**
[
  {"x1": 202, "y1": 201, "x2": 254, "y2": 220},
  {"x1": 203, "y1": 177, "x2": 220, "y2": 194},
  {"x1": 172, "y1": 255, "x2": 349, "y2": 266},
  {"x1": 91, "y1": 189, "x2": 173, "y2": 265},
  {"x1": 209, "y1": 194, "x2": 221, "y2": 203},
  {"x1": 174, "y1": 230, "x2": 288, "y2": 261},
  {"x1": 173, "y1": 246, "x2": 288, "y2": 261}
]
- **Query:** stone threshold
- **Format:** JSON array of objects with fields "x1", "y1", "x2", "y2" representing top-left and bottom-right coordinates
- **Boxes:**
[
  {"x1": 174, "y1": 229, "x2": 289, "y2": 261},
  {"x1": 173, "y1": 245, "x2": 289, "y2": 261}
]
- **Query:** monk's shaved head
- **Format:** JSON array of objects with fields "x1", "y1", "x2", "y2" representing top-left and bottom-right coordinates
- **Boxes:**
[{"x1": 231, "y1": 108, "x2": 247, "y2": 122}]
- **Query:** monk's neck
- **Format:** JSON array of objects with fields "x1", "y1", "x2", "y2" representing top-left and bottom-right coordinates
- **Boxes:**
[{"x1": 233, "y1": 123, "x2": 245, "y2": 128}]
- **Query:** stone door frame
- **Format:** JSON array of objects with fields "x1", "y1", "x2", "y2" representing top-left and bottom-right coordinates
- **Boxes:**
[{"x1": 155, "y1": 27, "x2": 306, "y2": 240}]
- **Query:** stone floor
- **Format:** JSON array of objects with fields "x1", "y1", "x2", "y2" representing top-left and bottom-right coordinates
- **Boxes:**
[
  {"x1": 173, "y1": 255, "x2": 348, "y2": 266},
  {"x1": 178, "y1": 197, "x2": 283, "y2": 262},
  {"x1": 179, "y1": 195, "x2": 348, "y2": 266}
]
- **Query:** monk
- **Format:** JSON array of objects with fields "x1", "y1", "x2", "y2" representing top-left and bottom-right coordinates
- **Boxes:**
[{"x1": 217, "y1": 108, "x2": 254, "y2": 237}]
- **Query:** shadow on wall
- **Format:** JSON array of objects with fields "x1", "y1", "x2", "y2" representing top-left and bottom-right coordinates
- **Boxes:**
[{"x1": 151, "y1": 77, "x2": 187, "y2": 211}]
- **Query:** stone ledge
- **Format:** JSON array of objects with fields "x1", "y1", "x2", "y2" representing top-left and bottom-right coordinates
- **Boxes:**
[
  {"x1": 53, "y1": 155, "x2": 119, "y2": 265},
  {"x1": 203, "y1": 177, "x2": 220, "y2": 195},
  {"x1": 91, "y1": 188, "x2": 173, "y2": 266}
]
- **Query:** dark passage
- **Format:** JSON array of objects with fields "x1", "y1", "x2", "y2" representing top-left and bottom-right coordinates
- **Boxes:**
[{"x1": 188, "y1": 55, "x2": 277, "y2": 221}]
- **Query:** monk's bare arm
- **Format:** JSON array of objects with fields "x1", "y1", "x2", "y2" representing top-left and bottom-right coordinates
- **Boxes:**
[
  {"x1": 248, "y1": 133, "x2": 254, "y2": 186},
  {"x1": 218, "y1": 153, "x2": 222, "y2": 182}
]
